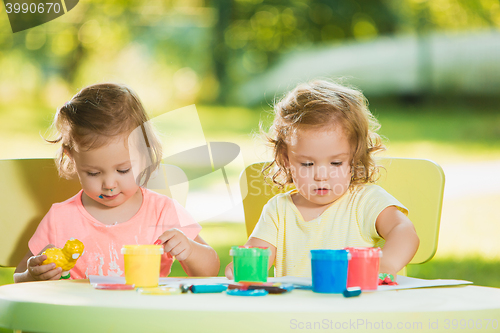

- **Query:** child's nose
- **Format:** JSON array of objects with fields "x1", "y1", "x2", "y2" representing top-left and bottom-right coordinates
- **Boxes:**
[
  {"x1": 102, "y1": 176, "x2": 117, "y2": 190},
  {"x1": 314, "y1": 166, "x2": 329, "y2": 180}
]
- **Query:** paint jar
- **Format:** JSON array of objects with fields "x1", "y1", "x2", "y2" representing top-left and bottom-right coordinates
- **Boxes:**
[
  {"x1": 345, "y1": 247, "x2": 382, "y2": 291},
  {"x1": 310, "y1": 249, "x2": 351, "y2": 293},
  {"x1": 230, "y1": 246, "x2": 270, "y2": 282},
  {"x1": 121, "y1": 245, "x2": 163, "y2": 288}
]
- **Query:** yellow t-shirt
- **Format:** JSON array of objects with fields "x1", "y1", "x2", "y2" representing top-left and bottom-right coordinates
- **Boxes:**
[{"x1": 250, "y1": 184, "x2": 408, "y2": 277}]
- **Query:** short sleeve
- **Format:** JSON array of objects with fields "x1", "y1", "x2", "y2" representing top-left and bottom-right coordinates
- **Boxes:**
[
  {"x1": 164, "y1": 199, "x2": 201, "y2": 240},
  {"x1": 28, "y1": 206, "x2": 58, "y2": 256},
  {"x1": 357, "y1": 185, "x2": 408, "y2": 240},
  {"x1": 249, "y1": 196, "x2": 280, "y2": 247}
]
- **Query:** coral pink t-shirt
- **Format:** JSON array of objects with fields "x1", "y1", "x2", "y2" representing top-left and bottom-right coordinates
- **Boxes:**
[{"x1": 29, "y1": 187, "x2": 201, "y2": 279}]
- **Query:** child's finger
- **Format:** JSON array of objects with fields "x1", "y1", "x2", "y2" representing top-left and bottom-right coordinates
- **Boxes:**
[
  {"x1": 173, "y1": 248, "x2": 189, "y2": 261},
  {"x1": 168, "y1": 245, "x2": 181, "y2": 257},
  {"x1": 166, "y1": 240, "x2": 186, "y2": 257},
  {"x1": 32, "y1": 254, "x2": 47, "y2": 266},
  {"x1": 155, "y1": 229, "x2": 179, "y2": 245},
  {"x1": 28, "y1": 254, "x2": 47, "y2": 267},
  {"x1": 30, "y1": 262, "x2": 55, "y2": 275},
  {"x1": 163, "y1": 237, "x2": 182, "y2": 253},
  {"x1": 29, "y1": 263, "x2": 56, "y2": 279},
  {"x1": 154, "y1": 228, "x2": 180, "y2": 245},
  {"x1": 225, "y1": 263, "x2": 234, "y2": 280},
  {"x1": 39, "y1": 267, "x2": 62, "y2": 281}
]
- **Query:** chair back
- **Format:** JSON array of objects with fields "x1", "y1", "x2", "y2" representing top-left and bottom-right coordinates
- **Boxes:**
[
  {"x1": 0, "y1": 158, "x2": 81, "y2": 268},
  {"x1": 239, "y1": 157, "x2": 445, "y2": 265},
  {"x1": 0, "y1": 158, "x2": 185, "y2": 269}
]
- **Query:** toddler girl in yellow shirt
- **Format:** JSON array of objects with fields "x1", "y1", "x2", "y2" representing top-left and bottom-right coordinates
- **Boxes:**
[{"x1": 226, "y1": 79, "x2": 419, "y2": 280}]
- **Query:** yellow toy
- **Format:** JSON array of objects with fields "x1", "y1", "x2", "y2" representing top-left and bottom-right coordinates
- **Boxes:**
[{"x1": 42, "y1": 238, "x2": 85, "y2": 279}]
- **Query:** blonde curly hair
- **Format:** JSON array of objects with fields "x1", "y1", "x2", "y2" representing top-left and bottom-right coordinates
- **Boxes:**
[{"x1": 263, "y1": 79, "x2": 385, "y2": 189}]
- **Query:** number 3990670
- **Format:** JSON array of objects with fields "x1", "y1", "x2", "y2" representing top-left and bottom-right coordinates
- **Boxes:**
[{"x1": 5, "y1": 2, "x2": 62, "y2": 14}]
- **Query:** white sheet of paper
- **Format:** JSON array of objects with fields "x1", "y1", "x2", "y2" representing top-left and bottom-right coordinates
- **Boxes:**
[
  {"x1": 376, "y1": 275, "x2": 473, "y2": 291},
  {"x1": 269, "y1": 275, "x2": 473, "y2": 291},
  {"x1": 88, "y1": 275, "x2": 472, "y2": 291}
]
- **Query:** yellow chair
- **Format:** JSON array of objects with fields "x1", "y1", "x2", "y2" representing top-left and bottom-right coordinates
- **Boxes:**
[
  {"x1": 0, "y1": 158, "x2": 81, "y2": 286},
  {"x1": 0, "y1": 158, "x2": 184, "y2": 286},
  {"x1": 239, "y1": 157, "x2": 445, "y2": 272}
]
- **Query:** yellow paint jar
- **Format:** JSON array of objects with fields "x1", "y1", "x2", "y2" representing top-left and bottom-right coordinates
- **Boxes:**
[{"x1": 121, "y1": 245, "x2": 164, "y2": 288}]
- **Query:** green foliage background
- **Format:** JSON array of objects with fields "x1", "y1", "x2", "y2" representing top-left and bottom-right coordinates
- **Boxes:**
[{"x1": 1, "y1": 0, "x2": 500, "y2": 107}]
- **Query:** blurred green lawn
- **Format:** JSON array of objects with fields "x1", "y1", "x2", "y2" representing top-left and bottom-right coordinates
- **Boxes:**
[
  {"x1": 1, "y1": 98, "x2": 499, "y2": 287},
  {"x1": 2, "y1": 98, "x2": 500, "y2": 162}
]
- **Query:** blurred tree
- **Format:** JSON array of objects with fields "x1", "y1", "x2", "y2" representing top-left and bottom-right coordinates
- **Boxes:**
[
  {"x1": 388, "y1": 0, "x2": 500, "y2": 33},
  {"x1": 208, "y1": 0, "x2": 400, "y2": 102},
  {"x1": 387, "y1": 0, "x2": 500, "y2": 97},
  {"x1": 1, "y1": 0, "x2": 499, "y2": 106}
]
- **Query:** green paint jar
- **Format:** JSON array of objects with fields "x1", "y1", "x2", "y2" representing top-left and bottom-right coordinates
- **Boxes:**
[{"x1": 230, "y1": 246, "x2": 270, "y2": 282}]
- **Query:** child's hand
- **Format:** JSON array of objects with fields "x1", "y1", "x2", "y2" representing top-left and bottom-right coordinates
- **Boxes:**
[
  {"x1": 224, "y1": 261, "x2": 234, "y2": 280},
  {"x1": 378, "y1": 273, "x2": 398, "y2": 285},
  {"x1": 27, "y1": 245, "x2": 63, "y2": 281},
  {"x1": 156, "y1": 229, "x2": 193, "y2": 261}
]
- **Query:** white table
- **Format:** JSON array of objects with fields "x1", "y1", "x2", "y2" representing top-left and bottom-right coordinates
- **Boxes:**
[{"x1": 1, "y1": 280, "x2": 499, "y2": 332}]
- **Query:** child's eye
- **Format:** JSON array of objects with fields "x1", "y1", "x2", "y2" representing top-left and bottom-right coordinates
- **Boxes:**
[
  {"x1": 301, "y1": 162, "x2": 313, "y2": 167},
  {"x1": 118, "y1": 169, "x2": 130, "y2": 174},
  {"x1": 87, "y1": 172, "x2": 99, "y2": 177},
  {"x1": 331, "y1": 162, "x2": 342, "y2": 166}
]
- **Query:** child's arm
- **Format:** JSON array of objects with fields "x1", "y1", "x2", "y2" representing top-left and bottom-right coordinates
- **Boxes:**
[
  {"x1": 376, "y1": 206, "x2": 420, "y2": 279},
  {"x1": 14, "y1": 245, "x2": 63, "y2": 283},
  {"x1": 157, "y1": 229, "x2": 220, "y2": 277},
  {"x1": 224, "y1": 237, "x2": 277, "y2": 280}
]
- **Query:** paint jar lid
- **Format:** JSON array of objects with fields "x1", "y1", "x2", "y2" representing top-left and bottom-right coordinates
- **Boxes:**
[
  {"x1": 310, "y1": 249, "x2": 351, "y2": 260},
  {"x1": 344, "y1": 247, "x2": 382, "y2": 258},
  {"x1": 230, "y1": 246, "x2": 271, "y2": 257},
  {"x1": 121, "y1": 245, "x2": 164, "y2": 255}
]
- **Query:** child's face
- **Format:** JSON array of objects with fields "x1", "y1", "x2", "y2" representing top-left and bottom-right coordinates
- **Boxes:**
[
  {"x1": 71, "y1": 138, "x2": 141, "y2": 208},
  {"x1": 286, "y1": 126, "x2": 352, "y2": 207}
]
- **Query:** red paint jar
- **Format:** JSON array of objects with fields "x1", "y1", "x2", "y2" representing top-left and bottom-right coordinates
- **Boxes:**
[{"x1": 344, "y1": 247, "x2": 382, "y2": 291}]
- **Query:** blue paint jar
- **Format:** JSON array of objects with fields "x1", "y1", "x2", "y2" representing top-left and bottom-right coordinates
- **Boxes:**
[{"x1": 310, "y1": 249, "x2": 351, "y2": 293}]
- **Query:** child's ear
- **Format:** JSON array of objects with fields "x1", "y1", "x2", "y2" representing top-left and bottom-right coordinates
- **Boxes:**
[
  {"x1": 283, "y1": 151, "x2": 290, "y2": 167},
  {"x1": 63, "y1": 147, "x2": 74, "y2": 161}
]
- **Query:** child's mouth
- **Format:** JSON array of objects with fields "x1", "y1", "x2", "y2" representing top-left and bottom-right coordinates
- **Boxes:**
[
  {"x1": 314, "y1": 188, "x2": 330, "y2": 195},
  {"x1": 100, "y1": 193, "x2": 119, "y2": 200}
]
